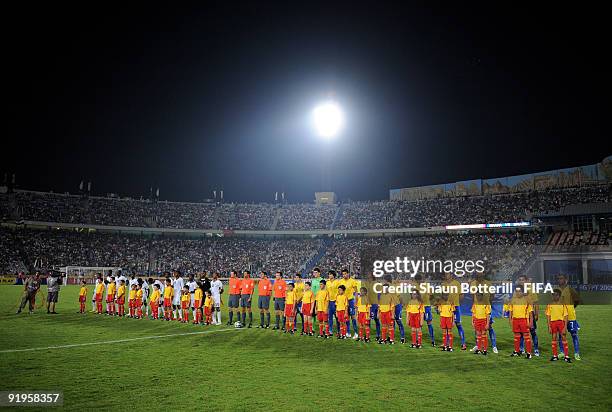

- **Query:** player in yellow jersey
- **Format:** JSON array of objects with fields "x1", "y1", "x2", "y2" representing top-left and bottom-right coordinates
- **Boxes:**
[
  {"x1": 443, "y1": 272, "x2": 466, "y2": 350},
  {"x1": 471, "y1": 292, "x2": 491, "y2": 355},
  {"x1": 135, "y1": 284, "x2": 144, "y2": 319},
  {"x1": 180, "y1": 286, "x2": 190, "y2": 323},
  {"x1": 406, "y1": 291, "x2": 424, "y2": 348},
  {"x1": 546, "y1": 289, "x2": 571, "y2": 362},
  {"x1": 193, "y1": 283, "x2": 204, "y2": 324},
  {"x1": 437, "y1": 294, "x2": 455, "y2": 351},
  {"x1": 106, "y1": 277, "x2": 117, "y2": 316},
  {"x1": 517, "y1": 275, "x2": 539, "y2": 356},
  {"x1": 356, "y1": 286, "x2": 371, "y2": 342},
  {"x1": 378, "y1": 277, "x2": 396, "y2": 344},
  {"x1": 339, "y1": 269, "x2": 359, "y2": 339},
  {"x1": 78, "y1": 280, "x2": 87, "y2": 314},
  {"x1": 326, "y1": 271, "x2": 339, "y2": 336},
  {"x1": 95, "y1": 279, "x2": 105, "y2": 314},
  {"x1": 314, "y1": 279, "x2": 330, "y2": 337},
  {"x1": 150, "y1": 284, "x2": 161, "y2": 320},
  {"x1": 163, "y1": 278, "x2": 174, "y2": 321},
  {"x1": 557, "y1": 273, "x2": 581, "y2": 360},
  {"x1": 203, "y1": 291, "x2": 214, "y2": 325},
  {"x1": 284, "y1": 283, "x2": 297, "y2": 333},
  {"x1": 508, "y1": 285, "x2": 533, "y2": 358},
  {"x1": 335, "y1": 285, "x2": 349, "y2": 339},
  {"x1": 293, "y1": 274, "x2": 305, "y2": 333},
  {"x1": 470, "y1": 273, "x2": 498, "y2": 353},
  {"x1": 301, "y1": 281, "x2": 315, "y2": 335},
  {"x1": 128, "y1": 284, "x2": 137, "y2": 317},
  {"x1": 116, "y1": 280, "x2": 126, "y2": 317}
]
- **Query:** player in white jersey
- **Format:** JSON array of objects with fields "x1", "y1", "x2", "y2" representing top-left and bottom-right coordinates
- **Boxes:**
[
  {"x1": 129, "y1": 275, "x2": 139, "y2": 288},
  {"x1": 187, "y1": 274, "x2": 198, "y2": 319},
  {"x1": 210, "y1": 273, "x2": 223, "y2": 325},
  {"x1": 141, "y1": 278, "x2": 150, "y2": 316},
  {"x1": 171, "y1": 271, "x2": 184, "y2": 320}
]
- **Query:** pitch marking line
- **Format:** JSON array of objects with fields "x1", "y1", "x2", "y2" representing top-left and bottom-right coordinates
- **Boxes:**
[{"x1": 0, "y1": 328, "x2": 242, "y2": 354}]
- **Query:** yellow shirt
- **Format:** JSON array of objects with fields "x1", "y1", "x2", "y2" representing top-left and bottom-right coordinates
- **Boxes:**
[
  {"x1": 378, "y1": 292, "x2": 395, "y2": 312},
  {"x1": 136, "y1": 289, "x2": 143, "y2": 299},
  {"x1": 117, "y1": 285, "x2": 126, "y2": 298},
  {"x1": 79, "y1": 286, "x2": 87, "y2": 297},
  {"x1": 438, "y1": 303, "x2": 454, "y2": 318},
  {"x1": 163, "y1": 286, "x2": 173, "y2": 299},
  {"x1": 336, "y1": 294, "x2": 348, "y2": 311},
  {"x1": 327, "y1": 279, "x2": 338, "y2": 301},
  {"x1": 107, "y1": 282, "x2": 116, "y2": 295},
  {"x1": 471, "y1": 304, "x2": 491, "y2": 320},
  {"x1": 95, "y1": 282, "x2": 105, "y2": 295},
  {"x1": 546, "y1": 304, "x2": 568, "y2": 322},
  {"x1": 129, "y1": 289, "x2": 137, "y2": 300},
  {"x1": 204, "y1": 296, "x2": 213, "y2": 308},
  {"x1": 294, "y1": 282, "x2": 304, "y2": 301},
  {"x1": 315, "y1": 289, "x2": 329, "y2": 312},
  {"x1": 195, "y1": 289, "x2": 203, "y2": 301},
  {"x1": 559, "y1": 286, "x2": 577, "y2": 321},
  {"x1": 338, "y1": 278, "x2": 357, "y2": 300},
  {"x1": 150, "y1": 290, "x2": 160, "y2": 303},
  {"x1": 357, "y1": 296, "x2": 370, "y2": 313},
  {"x1": 302, "y1": 290, "x2": 314, "y2": 305},
  {"x1": 509, "y1": 296, "x2": 532, "y2": 319},
  {"x1": 406, "y1": 299, "x2": 423, "y2": 314},
  {"x1": 285, "y1": 290, "x2": 296, "y2": 305},
  {"x1": 181, "y1": 293, "x2": 190, "y2": 303},
  {"x1": 443, "y1": 279, "x2": 461, "y2": 306}
]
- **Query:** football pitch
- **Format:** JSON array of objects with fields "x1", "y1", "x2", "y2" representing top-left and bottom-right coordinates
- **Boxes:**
[{"x1": 0, "y1": 286, "x2": 611, "y2": 411}]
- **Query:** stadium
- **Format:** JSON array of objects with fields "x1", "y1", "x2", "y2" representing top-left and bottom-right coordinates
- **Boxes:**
[{"x1": 2, "y1": 4, "x2": 611, "y2": 412}]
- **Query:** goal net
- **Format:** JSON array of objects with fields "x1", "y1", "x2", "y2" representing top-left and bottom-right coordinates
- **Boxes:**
[{"x1": 61, "y1": 266, "x2": 123, "y2": 285}]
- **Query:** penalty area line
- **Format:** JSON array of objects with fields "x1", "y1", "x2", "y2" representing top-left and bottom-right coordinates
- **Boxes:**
[{"x1": 0, "y1": 328, "x2": 242, "y2": 354}]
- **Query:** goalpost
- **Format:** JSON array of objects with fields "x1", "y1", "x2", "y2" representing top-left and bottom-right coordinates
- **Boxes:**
[{"x1": 60, "y1": 266, "x2": 123, "y2": 285}]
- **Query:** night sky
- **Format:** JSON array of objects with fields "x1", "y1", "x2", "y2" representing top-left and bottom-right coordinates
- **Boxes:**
[{"x1": 5, "y1": 4, "x2": 609, "y2": 202}]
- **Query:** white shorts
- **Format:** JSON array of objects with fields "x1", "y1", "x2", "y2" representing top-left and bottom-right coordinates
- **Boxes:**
[
  {"x1": 190, "y1": 294, "x2": 195, "y2": 307},
  {"x1": 213, "y1": 295, "x2": 221, "y2": 307},
  {"x1": 173, "y1": 295, "x2": 181, "y2": 306}
]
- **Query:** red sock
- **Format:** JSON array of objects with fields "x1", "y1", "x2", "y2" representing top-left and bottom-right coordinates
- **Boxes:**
[
  {"x1": 562, "y1": 340, "x2": 569, "y2": 357},
  {"x1": 411, "y1": 330, "x2": 416, "y2": 344},
  {"x1": 325, "y1": 324, "x2": 329, "y2": 335},
  {"x1": 514, "y1": 334, "x2": 521, "y2": 352},
  {"x1": 319, "y1": 324, "x2": 323, "y2": 335},
  {"x1": 138, "y1": 308, "x2": 143, "y2": 318},
  {"x1": 525, "y1": 336, "x2": 532, "y2": 354},
  {"x1": 418, "y1": 331, "x2": 422, "y2": 345},
  {"x1": 476, "y1": 335, "x2": 482, "y2": 350},
  {"x1": 359, "y1": 327, "x2": 363, "y2": 338},
  {"x1": 382, "y1": 327, "x2": 387, "y2": 341},
  {"x1": 389, "y1": 326, "x2": 395, "y2": 341},
  {"x1": 552, "y1": 340, "x2": 558, "y2": 356},
  {"x1": 448, "y1": 332, "x2": 453, "y2": 348},
  {"x1": 483, "y1": 335, "x2": 488, "y2": 350},
  {"x1": 365, "y1": 327, "x2": 370, "y2": 339}
]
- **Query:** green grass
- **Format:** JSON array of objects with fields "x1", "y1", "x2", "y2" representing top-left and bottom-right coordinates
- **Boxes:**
[{"x1": 0, "y1": 285, "x2": 611, "y2": 411}]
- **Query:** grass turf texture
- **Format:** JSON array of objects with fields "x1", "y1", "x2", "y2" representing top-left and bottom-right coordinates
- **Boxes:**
[{"x1": 0, "y1": 285, "x2": 611, "y2": 411}]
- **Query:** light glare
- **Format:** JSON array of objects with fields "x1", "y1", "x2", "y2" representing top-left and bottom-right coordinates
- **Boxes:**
[{"x1": 313, "y1": 102, "x2": 344, "y2": 138}]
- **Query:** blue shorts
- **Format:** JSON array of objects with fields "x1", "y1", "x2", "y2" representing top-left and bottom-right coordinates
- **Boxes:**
[
  {"x1": 370, "y1": 304, "x2": 378, "y2": 320},
  {"x1": 328, "y1": 301, "x2": 336, "y2": 315},
  {"x1": 567, "y1": 320, "x2": 580, "y2": 333},
  {"x1": 258, "y1": 295, "x2": 270, "y2": 310},
  {"x1": 423, "y1": 306, "x2": 432, "y2": 322},
  {"x1": 348, "y1": 299, "x2": 356, "y2": 316},
  {"x1": 228, "y1": 294, "x2": 240, "y2": 308},
  {"x1": 274, "y1": 297, "x2": 285, "y2": 311},
  {"x1": 394, "y1": 304, "x2": 403, "y2": 321},
  {"x1": 454, "y1": 306, "x2": 462, "y2": 323},
  {"x1": 240, "y1": 294, "x2": 252, "y2": 308}
]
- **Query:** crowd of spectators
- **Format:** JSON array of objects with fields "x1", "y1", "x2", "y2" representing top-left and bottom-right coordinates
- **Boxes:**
[
  {"x1": 0, "y1": 228, "x2": 27, "y2": 274},
  {"x1": 2, "y1": 184, "x2": 609, "y2": 230},
  {"x1": 276, "y1": 204, "x2": 336, "y2": 230}
]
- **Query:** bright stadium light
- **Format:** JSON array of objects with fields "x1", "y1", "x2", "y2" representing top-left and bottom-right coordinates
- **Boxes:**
[{"x1": 312, "y1": 101, "x2": 344, "y2": 138}]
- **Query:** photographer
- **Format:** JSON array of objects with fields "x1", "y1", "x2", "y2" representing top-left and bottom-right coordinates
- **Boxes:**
[
  {"x1": 46, "y1": 271, "x2": 61, "y2": 314},
  {"x1": 16, "y1": 272, "x2": 41, "y2": 314}
]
